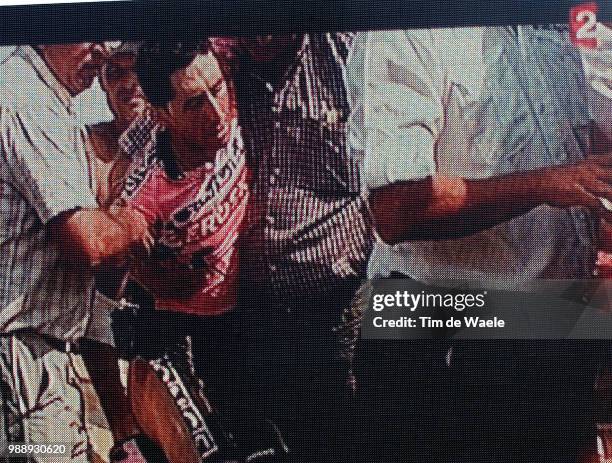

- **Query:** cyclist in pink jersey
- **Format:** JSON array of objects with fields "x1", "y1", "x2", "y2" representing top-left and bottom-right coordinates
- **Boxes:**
[{"x1": 111, "y1": 41, "x2": 286, "y2": 462}]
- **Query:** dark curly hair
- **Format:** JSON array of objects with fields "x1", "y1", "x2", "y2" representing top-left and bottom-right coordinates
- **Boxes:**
[
  {"x1": 134, "y1": 40, "x2": 237, "y2": 177},
  {"x1": 135, "y1": 39, "x2": 235, "y2": 110}
]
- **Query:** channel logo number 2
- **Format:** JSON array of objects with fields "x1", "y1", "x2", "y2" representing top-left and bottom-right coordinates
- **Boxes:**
[{"x1": 570, "y1": 1, "x2": 599, "y2": 48}]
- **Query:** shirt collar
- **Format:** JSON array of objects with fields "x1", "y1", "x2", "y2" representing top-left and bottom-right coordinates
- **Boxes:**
[
  {"x1": 118, "y1": 111, "x2": 158, "y2": 158},
  {"x1": 245, "y1": 34, "x2": 310, "y2": 92},
  {"x1": 15, "y1": 45, "x2": 73, "y2": 112}
]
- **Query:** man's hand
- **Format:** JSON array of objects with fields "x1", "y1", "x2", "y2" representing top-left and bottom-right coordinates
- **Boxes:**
[
  {"x1": 109, "y1": 204, "x2": 154, "y2": 254},
  {"x1": 108, "y1": 200, "x2": 155, "y2": 254},
  {"x1": 52, "y1": 206, "x2": 151, "y2": 268},
  {"x1": 539, "y1": 153, "x2": 612, "y2": 219}
]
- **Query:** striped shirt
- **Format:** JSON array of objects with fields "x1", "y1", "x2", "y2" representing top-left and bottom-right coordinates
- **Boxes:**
[
  {"x1": 0, "y1": 46, "x2": 100, "y2": 342},
  {"x1": 233, "y1": 33, "x2": 373, "y2": 299}
]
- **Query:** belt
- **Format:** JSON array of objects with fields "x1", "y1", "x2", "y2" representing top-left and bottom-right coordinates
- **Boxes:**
[
  {"x1": 7, "y1": 330, "x2": 81, "y2": 355},
  {"x1": 10, "y1": 292, "x2": 139, "y2": 355},
  {"x1": 39, "y1": 334, "x2": 80, "y2": 354}
]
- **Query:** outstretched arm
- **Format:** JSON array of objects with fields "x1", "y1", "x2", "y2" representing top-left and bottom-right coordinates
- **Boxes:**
[{"x1": 371, "y1": 155, "x2": 612, "y2": 244}]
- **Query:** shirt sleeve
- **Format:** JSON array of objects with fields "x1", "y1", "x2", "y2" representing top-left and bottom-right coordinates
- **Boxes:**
[
  {"x1": 0, "y1": 105, "x2": 98, "y2": 224},
  {"x1": 361, "y1": 30, "x2": 444, "y2": 190}
]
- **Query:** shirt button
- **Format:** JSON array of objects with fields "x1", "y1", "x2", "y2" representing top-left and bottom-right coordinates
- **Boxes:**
[
  {"x1": 273, "y1": 167, "x2": 281, "y2": 175},
  {"x1": 270, "y1": 174, "x2": 276, "y2": 185},
  {"x1": 266, "y1": 215, "x2": 275, "y2": 225},
  {"x1": 274, "y1": 121, "x2": 281, "y2": 129},
  {"x1": 269, "y1": 264, "x2": 277, "y2": 272}
]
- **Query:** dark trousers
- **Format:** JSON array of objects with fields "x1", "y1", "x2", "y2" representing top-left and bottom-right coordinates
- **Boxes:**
[
  {"x1": 354, "y1": 339, "x2": 452, "y2": 463},
  {"x1": 234, "y1": 279, "x2": 361, "y2": 463},
  {"x1": 448, "y1": 341, "x2": 606, "y2": 463},
  {"x1": 114, "y1": 306, "x2": 242, "y2": 409},
  {"x1": 355, "y1": 336, "x2": 608, "y2": 462}
]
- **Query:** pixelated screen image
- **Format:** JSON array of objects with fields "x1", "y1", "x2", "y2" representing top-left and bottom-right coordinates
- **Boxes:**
[{"x1": 3, "y1": 1, "x2": 612, "y2": 462}]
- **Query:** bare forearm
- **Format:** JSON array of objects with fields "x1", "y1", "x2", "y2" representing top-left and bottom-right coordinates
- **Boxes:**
[
  {"x1": 56, "y1": 209, "x2": 133, "y2": 265},
  {"x1": 370, "y1": 171, "x2": 549, "y2": 244},
  {"x1": 52, "y1": 207, "x2": 148, "y2": 267}
]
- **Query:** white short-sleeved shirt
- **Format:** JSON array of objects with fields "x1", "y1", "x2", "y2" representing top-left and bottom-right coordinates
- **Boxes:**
[
  {"x1": 0, "y1": 46, "x2": 111, "y2": 343},
  {"x1": 348, "y1": 27, "x2": 596, "y2": 285},
  {"x1": 360, "y1": 28, "x2": 487, "y2": 188},
  {"x1": 580, "y1": 23, "x2": 612, "y2": 141}
]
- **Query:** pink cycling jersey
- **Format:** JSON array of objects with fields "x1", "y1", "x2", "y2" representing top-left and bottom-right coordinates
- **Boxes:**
[{"x1": 122, "y1": 123, "x2": 249, "y2": 315}]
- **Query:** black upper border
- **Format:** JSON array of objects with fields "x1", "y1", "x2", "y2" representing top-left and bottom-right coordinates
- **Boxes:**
[{"x1": 1, "y1": 0, "x2": 612, "y2": 45}]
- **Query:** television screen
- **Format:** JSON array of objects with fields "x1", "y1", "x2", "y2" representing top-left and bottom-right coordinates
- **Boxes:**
[{"x1": 1, "y1": 1, "x2": 612, "y2": 462}]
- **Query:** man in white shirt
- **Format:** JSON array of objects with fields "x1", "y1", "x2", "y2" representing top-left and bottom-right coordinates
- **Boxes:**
[
  {"x1": 348, "y1": 26, "x2": 610, "y2": 462},
  {"x1": 0, "y1": 44, "x2": 149, "y2": 460}
]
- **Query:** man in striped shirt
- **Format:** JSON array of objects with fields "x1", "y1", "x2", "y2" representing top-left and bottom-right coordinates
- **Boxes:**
[
  {"x1": 0, "y1": 44, "x2": 150, "y2": 460},
  {"x1": 211, "y1": 34, "x2": 373, "y2": 462}
]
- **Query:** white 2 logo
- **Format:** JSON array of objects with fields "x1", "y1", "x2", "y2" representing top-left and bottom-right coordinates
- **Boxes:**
[{"x1": 576, "y1": 9, "x2": 597, "y2": 40}]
